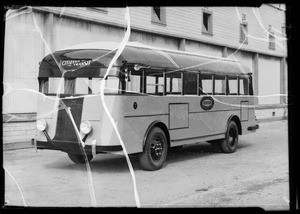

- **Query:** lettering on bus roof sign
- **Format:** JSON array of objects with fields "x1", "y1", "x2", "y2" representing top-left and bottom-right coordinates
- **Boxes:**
[
  {"x1": 200, "y1": 96, "x2": 214, "y2": 110},
  {"x1": 61, "y1": 59, "x2": 92, "y2": 69}
]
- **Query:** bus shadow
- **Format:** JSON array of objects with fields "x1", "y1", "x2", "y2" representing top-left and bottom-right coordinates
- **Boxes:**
[
  {"x1": 166, "y1": 140, "x2": 252, "y2": 164},
  {"x1": 44, "y1": 140, "x2": 252, "y2": 173}
]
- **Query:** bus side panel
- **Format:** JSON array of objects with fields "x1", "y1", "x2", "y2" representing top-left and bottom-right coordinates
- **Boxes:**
[
  {"x1": 81, "y1": 95, "x2": 169, "y2": 154},
  {"x1": 120, "y1": 96, "x2": 169, "y2": 154},
  {"x1": 167, "y1": 95, "x2": 241, "y2": 143},
  {"x1": 81, "y1": 95, "x2": 122, "y2": 147},
  {"x1": 239, "y1": 96, "x2": 257, "y2": 135}
]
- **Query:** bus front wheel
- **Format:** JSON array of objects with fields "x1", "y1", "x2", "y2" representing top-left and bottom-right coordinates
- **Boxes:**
[
  {"x1": 67, "y1": 153, "x2": 93, "y2": 164},
  {"x1": 220, "y1": 121, "x2": 239, "y2": 153},
  {"x1": 139, "y1": 127, "x2": 168, "y2": 171}
]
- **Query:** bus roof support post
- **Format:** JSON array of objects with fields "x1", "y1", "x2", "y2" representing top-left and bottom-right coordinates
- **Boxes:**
[{"x1": 163, "y1": 70, "x2": 166, "y2": 96}]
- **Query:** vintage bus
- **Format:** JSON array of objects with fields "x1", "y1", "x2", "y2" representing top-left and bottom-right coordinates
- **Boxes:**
[{"x1": 35, "y1": 42, "x2": 259, "y2": 170}]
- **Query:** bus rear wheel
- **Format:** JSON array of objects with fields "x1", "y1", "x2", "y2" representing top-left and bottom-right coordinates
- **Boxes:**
[
  {"x1": 67, "y1": 153, "x2": 93, "y2": 164},
  {"x1": 220, "y1": 121, "x2": 239, "y2": 153},
  {"x1": 139, "y1": 127, "x2": 168, "y2": 171}
]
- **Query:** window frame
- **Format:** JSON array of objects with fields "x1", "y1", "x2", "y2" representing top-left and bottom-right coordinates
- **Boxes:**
[
  {"x1": 240, "y1": 22, "x2": 248, "y2": 44},
  {"x1": 151, "y1": 7, "x2": 167, "y2": 26},
  {"x1": 202, "y1": 9, "x2": 213, "y2": 36},
  {"x1": 269, "y1": 31, "x2": 276, "y2": 50},
  {"x1": 86, "y1": 7, "x2": 108, "y2": 14}
]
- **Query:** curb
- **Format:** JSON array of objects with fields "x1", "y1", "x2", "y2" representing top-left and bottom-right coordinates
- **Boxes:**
[
  {"x1": 257, "y1": 116, "x2": 288, "y2": 123},
  {"x1": 3, "y1": 141, "x2": 34, "y2": 151}
]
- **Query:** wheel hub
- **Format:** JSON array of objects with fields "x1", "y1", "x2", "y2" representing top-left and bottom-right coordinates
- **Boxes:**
[{"x1": 151, "y1": 139, "x2": 163, "y2": 161}]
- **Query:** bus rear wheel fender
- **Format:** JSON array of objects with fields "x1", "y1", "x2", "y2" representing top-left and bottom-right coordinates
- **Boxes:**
[{"x1": 139, "y1": 127, "x2": 168, "y2": 171}]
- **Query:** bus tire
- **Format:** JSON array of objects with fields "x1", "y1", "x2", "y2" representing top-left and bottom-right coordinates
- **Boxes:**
[
  {"x1": 67, "y1": 153, "x2": 93, "y2": 164},
  {"x1": 139, "y1": 127, "x2": 168, "y2": 171},
  {"x1": 220, "y1": 121, "x2": 239, "y2": 153}
]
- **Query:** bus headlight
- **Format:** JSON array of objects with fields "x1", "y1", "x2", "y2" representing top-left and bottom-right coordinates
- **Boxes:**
[
  {"x1": 37, "y1": 118, "x2": 47, "y2": 132},
  {"x1": 80, "y1": 120, "x2": 92, "y2": 134}
]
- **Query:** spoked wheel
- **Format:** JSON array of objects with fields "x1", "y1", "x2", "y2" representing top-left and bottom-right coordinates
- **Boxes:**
[
  {"x1": 67, "y1": 153, "x2": 93, "y2": 164},
  {"x1": 139, "y1": 127, "x2": 168, "y2": 171},
  {"x1": 219, "y1": 121, "x2": 239, "y2": 153}
]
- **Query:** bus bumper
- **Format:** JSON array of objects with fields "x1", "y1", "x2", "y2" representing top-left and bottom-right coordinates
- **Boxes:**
[{"x1": 35, "y1": 140, "x2": 123, "y2": 154}]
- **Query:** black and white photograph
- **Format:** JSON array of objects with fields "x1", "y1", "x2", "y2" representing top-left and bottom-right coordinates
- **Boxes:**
[{"x1": 2, "y1": 4, "x2": 292, "y2": 210}]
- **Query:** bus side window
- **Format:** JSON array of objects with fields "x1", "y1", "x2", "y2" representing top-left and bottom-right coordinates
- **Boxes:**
[
  {"x1": 49, "y1": 77, "x2": 64, "y2": 94},
  {"x1": 91, "y1": 78, "x2": 102, "y2": 94},
  {"x1": 239, "y1": 77, "x2": 249, "y2": 95},
  {"x1": 200, "y1": 73, "x2": 213, "y2": 95},
  {"x1": 228, "y1": 76, "x2": 238, "y2": 95},
  {"x1": 38, "y1": 77, "x2": 49, "y2": 94},
  {"x1": 184, "y1": 72, "x2": 198, "y2": 95},
  {"x1": 64, "y1": 78, "x2": 75, "y2": 94},
  {"x1": 75, "y1": 78, "x2": 89, "y2": 94},
  {"x1": 127, "y1": 75, "x2": 141, "y2": 93},
  {"x1": 214, "y1": 75, "x2": 226, "y2": 95},
  {"x1": 166, "y1": 71, "x2": 182, "y2": 95},
  {"x1": 145, "y1": 71, "x2": 164, "y2": 95}
]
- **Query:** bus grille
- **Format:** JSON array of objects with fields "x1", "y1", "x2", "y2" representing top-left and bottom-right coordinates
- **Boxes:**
[{"x1": 53, "y1": 98, "x2": 84, "y2": 141}]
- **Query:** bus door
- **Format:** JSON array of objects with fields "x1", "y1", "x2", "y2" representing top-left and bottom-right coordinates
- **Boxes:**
[{"x1": 169, "y1": 103, "x2": 189, "y2": 130}]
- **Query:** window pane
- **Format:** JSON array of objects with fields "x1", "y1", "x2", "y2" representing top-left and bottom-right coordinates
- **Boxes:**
[
  {"x1": 75, "y1": 78, "x2": 89, "y2": 94},
  {"x1": 49, "y1": 77, "x2": 64, "y2": 94},
  {"x1": 201, "y1": 74, "x2": 212, "y2": 94},
  {"x1": 214, "y1": 76, "x2": 226, "y2": 94},
  {"x1": 166, "y1": 72, "x2": 182, "y2": 95},
  {"x1": 172, "y1": 78, "x2": 182, "y2": 94},
  {"x1": 91, "y1": 78, "x2": 102, "y2": 94},
  {"x1": 159, "y1": 77, "x2": 164, "y2": 93},
  {"x1": 184, "y1": 72, "x2": 197, "y2": 95},
  {"x1": 240, "y1": 24, "x2": 248, "y2": 43},
  {"x1": 146, "y1": 76, "x2": 156, "y2": 94},
  {"x1": 229, "y1": 78, "x2": 238, "y2": 94},
  {"x1": 146, "y1": 72, "x2": 163, "y2": 95},
  {"x1": 105, "y1": 77, "x2": 119, "y2": 93},
  {"x1": 202, "y1": 11, "x2": 212, "y2": 34},
  {"x1": 127, "y1": 75, "x2": 141, "y2": 93},
  {"x1": 239, "y1": 78, "x2": 249, "y2": 95}
]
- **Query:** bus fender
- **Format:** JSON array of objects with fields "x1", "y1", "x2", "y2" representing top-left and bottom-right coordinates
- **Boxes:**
[
  {"x1": 226, "y1": 114, "x2": 242, "y2": 135},
  {"x1": 142, "y1": 120, "x2": 170, "y2": 150}
]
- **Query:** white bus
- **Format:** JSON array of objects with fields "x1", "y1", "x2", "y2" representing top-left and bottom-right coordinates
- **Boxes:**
[{"x1": 35, "y1": 42, "x2": 259, "y2": 170}]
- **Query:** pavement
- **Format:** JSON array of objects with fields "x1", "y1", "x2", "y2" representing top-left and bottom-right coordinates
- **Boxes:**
[{"x1": 3, "y1": 120, "x2": 289, "y2": 210}]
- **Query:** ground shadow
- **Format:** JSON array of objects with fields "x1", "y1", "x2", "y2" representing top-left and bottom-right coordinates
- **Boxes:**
[{"x1": 44, "y1": 140, "x2": 253, "y2": 173}]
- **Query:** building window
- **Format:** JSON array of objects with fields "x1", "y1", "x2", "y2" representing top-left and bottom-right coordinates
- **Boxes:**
[
  {"x1": 240, "y1": 23, "x2": 248, "y2": 44},
  {"x1": 202, "y1": 9, "x2": 213, "y2": 35},
  {"x1": 269, "y1": 31, "x2": 276, "y2": 50},
  {"x1": 151, "y1": 7, "x2": 166, "y2": 26},
  {"x1": 281, "y1": 24, "x2": 286, "y2": 37},
  {"x1": 86, "y1": 7, "x2": 108, "y2": 14}
]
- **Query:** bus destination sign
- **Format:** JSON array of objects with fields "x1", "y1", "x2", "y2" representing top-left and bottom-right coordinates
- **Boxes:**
[{"x1": 61, "y1": 59, "x2": 92, "y2": 70}]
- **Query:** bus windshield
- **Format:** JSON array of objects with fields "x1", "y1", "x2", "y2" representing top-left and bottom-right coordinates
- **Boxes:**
[{"x1": 39, "y1": 76, "x2": 120, "y2": 95}]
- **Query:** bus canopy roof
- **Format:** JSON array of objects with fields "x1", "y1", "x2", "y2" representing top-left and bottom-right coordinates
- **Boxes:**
[{"x1": 39, "y1": 42, "x2": 251, "y2": 78}]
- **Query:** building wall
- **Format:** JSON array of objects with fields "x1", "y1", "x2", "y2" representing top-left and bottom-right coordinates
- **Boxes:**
[
  {"x1": 3, "y1": 5, "x2": 288, "y2": 147},
  {"x1": 37, "y1": 6, "x2": 286, "y2": 57},
  {"x1": 258, "y1": 55, "x2": 281, "y2": 104},
  {"x1": 3, "y1": 12, "x2": 44, "y2": 114}
]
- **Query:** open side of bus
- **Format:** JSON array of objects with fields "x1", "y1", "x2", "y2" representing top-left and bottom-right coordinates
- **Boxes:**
[{"x1": 35, "y1": 42, "x2": 259, "y2": 170}]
